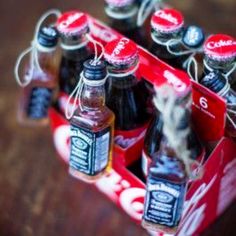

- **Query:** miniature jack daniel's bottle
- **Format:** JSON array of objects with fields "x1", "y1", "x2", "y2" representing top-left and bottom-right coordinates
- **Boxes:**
[
  {"x1": 104, "y1": 0, "x2": 148, "y2": 48},
  {"x1": 142, "y1": 86, "x2": 200, "y2": 233},
  {"x1": 67, "y1": 59, "x2": 115, "y2": 182},
  {"x1": 15, "y1": 25, "x2": 59, "y2": 126},
  {"x1": 202, "y1": 34, "x2": 236, "y2": 88},
  {"x1": 56, "y1": 11, "x2": 93, "y2": 111},
  {"x1": 142, "y1": 136, "x2": 188, "y2": 234},
  {"x1": 104, "y1": 37, "x2": 150, "y2": 148}
]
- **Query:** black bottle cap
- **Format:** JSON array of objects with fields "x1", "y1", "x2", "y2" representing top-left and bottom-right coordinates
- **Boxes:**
[
  {"x1": 201, "y1": 71, "x2": 226, "y2": 93},
  {"x1": 37, "y1": 26, "x2": 58, "y2": 48},
  {"x1": 83, "y1": 59, "x2": 107, "y2": 80},
  {"x1": 182, "y1": 25, "x2": 205, "y2": 48}
]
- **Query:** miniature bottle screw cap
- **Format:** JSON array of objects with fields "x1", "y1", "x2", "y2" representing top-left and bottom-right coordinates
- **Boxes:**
[
  {"x1": 104, "y1": 37, "x2": 138, "y2": 66},
  {"x1": 83, "y1": 59, "x2": 107, "y2": 81},
  {"x1": 105, "y1": 0, "x2": 135, "y2": 8},
  {"x1": 182, "y1": 25, "x2": 205, "y2": 49},
  {"x1": 203, "y1": 34, "x2": 236, "y2": 61},
  {"x1": 151, "y1": 8, "x2": 184, "y2": 34},
  {"x1": 37, "y1": 26, "x2": 58, "y2": 48},
  {"x1": 56, "y1": 11, "x2": 89, "y2": 36}
]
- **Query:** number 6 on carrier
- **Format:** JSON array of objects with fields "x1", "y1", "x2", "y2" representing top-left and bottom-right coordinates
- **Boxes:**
[{"x1": 199, "y1": 97, "x2": 208, "y2": 109}]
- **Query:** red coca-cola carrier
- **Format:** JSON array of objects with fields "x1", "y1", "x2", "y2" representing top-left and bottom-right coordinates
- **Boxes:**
[{"x1": 49, "y1": 13, "x2": 236, "y2": 236}]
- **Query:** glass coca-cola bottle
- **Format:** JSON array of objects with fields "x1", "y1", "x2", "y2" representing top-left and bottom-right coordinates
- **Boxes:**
[
  {"x1": 104, "y1": 37, "x2": 150, "y2": 148},
  {"x1": 202, "y1": 34, "x2": 236, "y2": 87},
  {"x1": 56, "y1": 11, "x2": 93, "y2": 112},
  {"x1": 201, "y1": 71, "x2": 236, "y2": 139},
  {"x1": 69, "y1": 59, "x2": 115, "y2": 182},
  {"x1": 142, "y1": 87, "x2": 203, "y2": 177},
  {"x1": 17, "y1": 26, "x2": 59, "y2": 126},
  {"x1": 104, "y1": 0, "x2": 148, "y2": 48},
  {"x1": 150, "y1": 8, "x2": 185, "y2": 69}
]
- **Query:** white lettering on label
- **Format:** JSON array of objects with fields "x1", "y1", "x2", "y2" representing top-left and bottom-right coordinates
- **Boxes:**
[
  {"x1": 112, "y1": 38, "x2": 130, "y2": 56},
  {"x1": 156, "y1": 10, "x2": 178, "y2": 25},
  {"x1": 59, "y1": 13, "x2": 83, "y2": 29},
  {"x1": 148, "y1": 183, "x2": 180, "y2": 198},
  {"x1": 89, "y1": 22, "x2": 117, "y2": 43},
  {"x1": 70, "y1": 128, "x2": 93, "y2": 145},
  {"x1": 164, "y1": 70, "x2": 187, "y2": 92},
  {"x1": 207, "y1": 40, "x2": 236, "y2": 49}
]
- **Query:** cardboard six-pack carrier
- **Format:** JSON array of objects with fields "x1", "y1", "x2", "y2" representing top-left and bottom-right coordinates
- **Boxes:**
[{"x1": 49, "y1": 15, "x2": 236, "y2": 236}]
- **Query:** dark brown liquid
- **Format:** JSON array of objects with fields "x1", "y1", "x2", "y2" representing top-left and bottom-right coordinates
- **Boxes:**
[
  {"x1": 109, "y1": 17, "x2": 148, "y2": 48},
  {"x1": 105, "y1": 74, "x2": 150, "y2": 130},
  {"x1": 59, "y1": 47, "x2": 92, "y2": 95},
  {"x1": 142, "y1": 111, "x2": 203, "y2": 166},
  {"x1": 150, "y1": 42, "x2": 190, "y2": 70}
]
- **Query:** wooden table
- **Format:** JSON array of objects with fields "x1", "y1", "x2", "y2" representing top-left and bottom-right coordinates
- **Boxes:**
[{"x1": 0, "y1": 0, "x2": 235, "y2": 235}]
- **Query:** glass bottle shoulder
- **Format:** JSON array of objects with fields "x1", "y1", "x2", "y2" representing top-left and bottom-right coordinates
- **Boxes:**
[
  {"x1": 149, "y1": 149, "x2": 187, "y2": 183},
  {"x1": 71, "y1": 106, "x2": 115, "y2": 132}
]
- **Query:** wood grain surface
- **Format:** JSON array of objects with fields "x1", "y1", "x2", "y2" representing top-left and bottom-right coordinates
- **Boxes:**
[{"x1": 0, "y1": 0, "x2": 235, "y2": 236}]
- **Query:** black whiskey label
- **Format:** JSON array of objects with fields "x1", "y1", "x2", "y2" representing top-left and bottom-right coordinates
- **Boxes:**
[
  {"x1": 70, "y1": 125, "x2": 111, "y2": 176},
  {"x1": 143, "y1": 178, "x2": 186, "y2": 227},
  {"x1": 27, "y1": 87, "x2": 52, "y2": 119}
]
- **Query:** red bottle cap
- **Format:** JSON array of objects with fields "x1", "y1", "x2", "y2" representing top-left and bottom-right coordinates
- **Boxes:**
[
  {"x1": 105, "y1": 0, "x2": 135, "y2": 7},
  {"x1": 104, "y1": 37, "x2": 138, "y2": 66},
  {"x1": 204, "y1": 34, "x2": 236, "y2": 61},
  {"x1": 56, "y1": 11, "x2": 88, "y2": 36},
  {"x1": 151, "y1": 8, "x2": 184, "y2": 33}
]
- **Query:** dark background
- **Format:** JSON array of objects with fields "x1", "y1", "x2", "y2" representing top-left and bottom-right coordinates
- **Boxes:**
[{"x1": 0, "y1": 0, "x2": 235, "y2": 236}]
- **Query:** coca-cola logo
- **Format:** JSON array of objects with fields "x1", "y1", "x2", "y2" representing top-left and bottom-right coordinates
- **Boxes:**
[
  {"x1": 95, "y1": 170, "x2": 145, "y2": 221},
  {"x1": 59, "y1": 12, "x2": 84, "y2": 29},
  {"x1": 90, "y1": 21, "x2": 118, "y2": 43},
  {"x1": 206, "y1": 39, "x2": 236, "y2": 50},
  {"x1": 112, "y1": 38, "x2": 130, "y2": 56},
  {"x1": 156, "y1": 10, "x2": 178, "y2": 25},
  {"x1": 164, "y1": 70, "x2": 187, "y2": 93},
  {"x1": 114, "y1": 130, "x2": 146, "y2": 149}
]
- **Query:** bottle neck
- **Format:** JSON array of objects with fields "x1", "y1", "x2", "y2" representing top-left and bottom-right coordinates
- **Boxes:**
[
  {"x1": 107, "y1": 63, "x2": 139, "y2": 87},
  {"x1": 37, "y1": 49, "x2": 56, "y2": 69},
  {"x1": 203, "y1": 56, "x2": 235, "y2": 75},
  {"x1": 60, "y1": 34, "x2": 90, "y2": 61},
  {"x1": 105, "y1": 3, "x2": 138, "y2": 31},
  {"x1": 150, "y1": 136, "x2": 187, "y2": 181},
  {"x1": 80, "y1": 83, "x2": 105, "y2": 110},
  {"x1": 151, "y1": 29, "x2": 182, "y2": 45},
  {"x1": 157, "y1": 108, "x2": 190, "y2": 155},
  {"x1": 108, "y1": 60, "x2": 139, "y2": 77}
]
